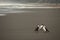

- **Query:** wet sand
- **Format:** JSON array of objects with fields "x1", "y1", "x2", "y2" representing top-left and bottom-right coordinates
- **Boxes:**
[{"x1": 0, "y1": 8, "x2": 60, "y2": 40}]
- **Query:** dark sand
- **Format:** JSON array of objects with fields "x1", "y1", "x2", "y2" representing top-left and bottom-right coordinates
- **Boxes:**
[{"x1": 0, "y1": 8, "x2": 60, "y2": 40}]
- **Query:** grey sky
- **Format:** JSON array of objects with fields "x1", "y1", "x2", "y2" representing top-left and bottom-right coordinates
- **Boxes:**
[{"x1": 0, "y1": 0, "x2": 60, "y2": 3}]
